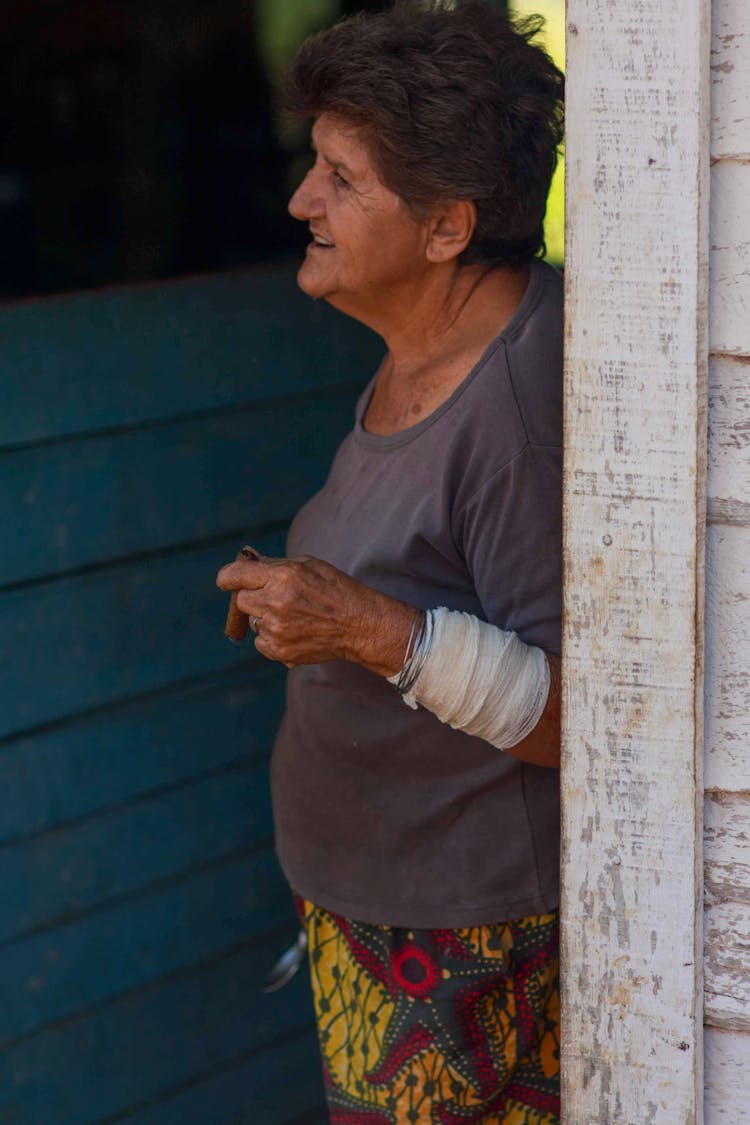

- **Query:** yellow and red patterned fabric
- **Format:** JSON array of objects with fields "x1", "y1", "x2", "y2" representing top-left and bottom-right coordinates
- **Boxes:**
[{"x1": 296, "y1": 897, "x2": 560, "y2": 1124}]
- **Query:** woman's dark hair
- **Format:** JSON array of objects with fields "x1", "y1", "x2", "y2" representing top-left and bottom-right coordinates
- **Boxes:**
[{"x1": 283, "y1": 0, "x2": 564, "y2": 268}]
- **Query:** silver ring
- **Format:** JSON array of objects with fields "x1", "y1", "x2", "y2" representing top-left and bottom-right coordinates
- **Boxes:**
[{"x1": 252, "y1": 617, "x2": 259, "y2": 633}]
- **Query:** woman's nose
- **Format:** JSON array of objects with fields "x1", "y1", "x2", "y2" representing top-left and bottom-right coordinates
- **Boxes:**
[{"x1": 288, "y1": 170, "x2": 322, "y2": 221}]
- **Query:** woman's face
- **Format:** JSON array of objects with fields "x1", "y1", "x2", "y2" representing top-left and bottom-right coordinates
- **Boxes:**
[{"x1": 288, "y1": 113, "x2": 431, "y2": 321}]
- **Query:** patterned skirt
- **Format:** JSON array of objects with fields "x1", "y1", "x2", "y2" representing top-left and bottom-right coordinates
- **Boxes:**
[{"x1": 296, "y1": 897, "x2": 560, "y2": 1125}]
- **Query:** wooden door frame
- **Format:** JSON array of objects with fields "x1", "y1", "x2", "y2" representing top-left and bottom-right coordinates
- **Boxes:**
[{"x1": 560, "y1": 1, "x2": 710, "y2": 1120}]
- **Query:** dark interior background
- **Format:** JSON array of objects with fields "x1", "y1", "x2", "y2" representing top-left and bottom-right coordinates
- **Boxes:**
[{"x1": 0, "y1": 0, "x2": 391, "y2": 302}]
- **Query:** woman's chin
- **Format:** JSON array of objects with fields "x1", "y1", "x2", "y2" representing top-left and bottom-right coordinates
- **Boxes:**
[
  {"x1": 296, "y1": 260, "x2": 337, "y2": 303},
  {"x1": 296, "y1": 257, "x2": 322, "y2": 292}
]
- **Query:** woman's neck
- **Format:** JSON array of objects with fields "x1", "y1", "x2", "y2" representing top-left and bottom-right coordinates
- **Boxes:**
[{"x1": 362, "y1": 262, "x2": 531, "y2": 435}]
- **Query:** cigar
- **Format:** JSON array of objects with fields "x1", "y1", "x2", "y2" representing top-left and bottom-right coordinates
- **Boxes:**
[{"x1": 224, "y1": 546, "x2": 261, "y2": 644}]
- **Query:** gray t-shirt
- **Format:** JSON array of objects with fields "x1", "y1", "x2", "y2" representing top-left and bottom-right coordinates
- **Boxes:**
[{"x1": 271, "y1": 259, "x2": 562, "y2": 928}]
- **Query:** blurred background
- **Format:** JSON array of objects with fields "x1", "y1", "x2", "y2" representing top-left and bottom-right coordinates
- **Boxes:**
[
  {"x1": 0, "y1": 0, "x2": 563, "y2": 302},
  {"x1": 1, "y1": 3, "x2": 564, "y2": 1123}
]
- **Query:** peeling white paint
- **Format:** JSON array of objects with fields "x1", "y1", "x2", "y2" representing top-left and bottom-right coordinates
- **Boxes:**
[
  {"x1": 709, "y1": 162, "x2": 750, "y2": 356},
  {"x1": 561, "y1": 0, "x2": 709, "y2": 1120},
  {"x1": 710, "y1": 0, "x2": 750, "y2": 159},
  {"x1": 703, "y1": 1, "x2": 750, "y2": 1121},
  {"x1": 705, "y1": 1026, "x2": 750, "y2": 1122}
]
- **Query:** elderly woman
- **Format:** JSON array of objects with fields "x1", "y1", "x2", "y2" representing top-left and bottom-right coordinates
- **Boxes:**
[{"x1": 217, "y1": 2, "x2": 564, "y2": 1121}]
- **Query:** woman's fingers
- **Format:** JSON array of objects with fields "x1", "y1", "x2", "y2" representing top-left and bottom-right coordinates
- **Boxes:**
[
  {"x1": 236, "y1": 588, "x2": 267, "y2": 617},
  {"x1": 253, "y1": 631, "x2": 295, "y2": 670},
  {"x1": 215, "y1": 557, "x2": 269, "y2": 592},
  {"x1": 216, "y1": 550, "x2": 303, "y2": 593},
  {"x1": 218, "y1": 553, "x2": 370, "y2": 667},
  {"x1": 218, "y1": 551, "x2": 415, "y2": 675}
]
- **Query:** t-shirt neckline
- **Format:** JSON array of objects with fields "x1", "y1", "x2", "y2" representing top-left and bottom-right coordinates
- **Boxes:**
[{"x1": 354, "y1": 259, "x2": 548, "y2": 451}]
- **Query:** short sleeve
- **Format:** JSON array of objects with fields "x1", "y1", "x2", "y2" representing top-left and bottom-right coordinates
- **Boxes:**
[{"x1": 453, "y1": 442, "x2": 563, "y2": 652}]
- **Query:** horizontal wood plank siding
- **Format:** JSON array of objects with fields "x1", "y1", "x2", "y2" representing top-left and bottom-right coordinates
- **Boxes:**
[
  {"x1": 710, "y1": 0, "x2": 750, "y2": 159},
  {"x1": 708, "y1": 162, "x2": 750, "y2": 356},
  {"x1": 1, "y1": 266, "x2": 381, "y2": 1123},
  {"x1": 707, "y1": 355, "x2": 750, "y2": 527},
  {"x1": 703, "y1": 0, "x2": 750, "y2": 1117},
  {"x1": 1, "y1": 265, "x2": 380, "y2": 447},
  {"x1": 2, "y1": 390, "x2": 356, "y2": 587},
  {"x1": 704, "y1": 524, "x2": 750, "y2": 791},
  {"x1": 1, "y1": 848, "x2": 285, "y2": 1043},
  {"x1": 0, "y1": 667, "x2": 285, "y2": 844},
  {"x1": 704, "y1": 1026, "x2": 750, "y2": 1123},
  {"x1": 0, "y1": 934, "x2": 317, "y2": 1125},
  {"x1": 115, "y1": 1031, "x2": 327, "y2": 1125},
  {"x1": 0, "y1": 536, "x2": 287, "y2": 740},
  {"x1": 704, "y1": 901, "x2": 750, "y2": 1029},
  {"x1": 1, "y1": 765, "x2": 274, "y2": 946},
  {"x1": 705, "y1": 792, "x2": 750, "y2": 907}
]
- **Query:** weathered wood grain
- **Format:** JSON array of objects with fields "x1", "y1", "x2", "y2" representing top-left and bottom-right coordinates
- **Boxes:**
[
  {"x1": 704, "y1": 1026, "x2": 750, "y2": 1124},
  {"x1": 707, "y1": 497, "x2": 750, "y2": 526},
  {"x1": 1, "y1": 261, "x2": 345, "y2": 1118},
  {"x1": 118, "y1": 1032, "x2": 325, "y2": 1125},
  {"x1": 0, "y1": 932, "x2": 315, "y2": 1125},
  {"x1": 703, "y1": 5, "x2": 750, "y2": 1106},
  {"x1": 0, "y1": 761, "x2": 274, "y2": 944},
  {"x1": 0, "y1": 265, "x2": 381, "y2": 448},
  {"x1": 704, "y1": 523, "x2": 750, "y2": 792},
  {"x1": 0, "y1": 666, "x2": 284, "y2": 844},
  {"x1": 704, "y1": 901, "x2": 750, "y2": 1029},
  {"x1": 0, "y1": 531, "x2": 285, "y2": 742},
  {"x1": 707, "y1": 355, "x2": 750, "y2": 524},
  {"x1": 0, "y1": 848, "x2": 287, "y2": 1046},
  {"x1": 562, "y1": 1, "x2": 709, "y2": 1120},
  {"x1": 709, "y1": 160, "x2": 750, "y2": 356},
  {"x1": 1, "y1": 389, "x2": 355, "y2": 587},
  {"x1": 711, "y1": 0, "x2": 750, "y2": 159},
  {"x1": 705, "y1": 791, "x2": 750, "y2": 907}
]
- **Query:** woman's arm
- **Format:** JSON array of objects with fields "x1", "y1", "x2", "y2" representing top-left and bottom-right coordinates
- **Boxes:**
[
  {"x1": 511, "y1": 652, "x2": 560, "y2": 768},
  {"x1": 216, "y1": 552, "x2": 561, "y2": 768}
]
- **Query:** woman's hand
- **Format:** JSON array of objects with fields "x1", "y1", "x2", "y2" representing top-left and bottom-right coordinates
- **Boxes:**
[
  {"x1": 216, "y1": 553, "x2": 415, "y2": 675},
  {"x1": 215, "y1": 551, "x2": 561, "y2": 767}
]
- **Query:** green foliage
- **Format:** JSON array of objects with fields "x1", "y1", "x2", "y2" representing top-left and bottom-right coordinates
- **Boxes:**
[{"x1": 511, "y1": 0, "x2": 565, "y2": 265}]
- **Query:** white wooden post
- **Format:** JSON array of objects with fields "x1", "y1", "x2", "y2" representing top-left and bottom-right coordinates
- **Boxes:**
[
  {"x1": 703, "y1": 1, "x2": 750, "y2": 1119},
  {"x1": 561, "y1": 1, "x2": 710, "y2": 1121}
]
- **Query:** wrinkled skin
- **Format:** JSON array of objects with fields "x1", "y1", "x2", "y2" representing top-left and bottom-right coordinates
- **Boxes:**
[
  {"x1": 215, "y1": 552, "x2": 561, "y2": 768},
  {"x1": 216, "y1": 553, "x2": 414, "y2": 677},
  {"x1": 216, "y1": 111, "x2": 561, "y2": 769}
]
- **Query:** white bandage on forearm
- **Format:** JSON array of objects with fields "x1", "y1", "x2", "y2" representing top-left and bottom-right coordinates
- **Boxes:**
[{"x1": 388, "y1": 607, "x2": 550, "y2": 750}]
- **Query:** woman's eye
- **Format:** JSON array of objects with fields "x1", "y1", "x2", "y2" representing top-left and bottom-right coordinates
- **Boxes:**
[{"x1": 334, "y1": 171, "x2": 350, "y2": 188}]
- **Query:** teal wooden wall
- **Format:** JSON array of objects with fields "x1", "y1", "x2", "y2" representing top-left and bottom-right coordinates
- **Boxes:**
[{"x1": 0, "y1": 266, "x2": 382, "y2": 1123}]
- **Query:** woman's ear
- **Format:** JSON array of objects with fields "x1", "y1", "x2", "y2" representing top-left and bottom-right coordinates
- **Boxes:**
[{"x1": 425, "y1": 200, "x2": 477, "y2": 263}]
